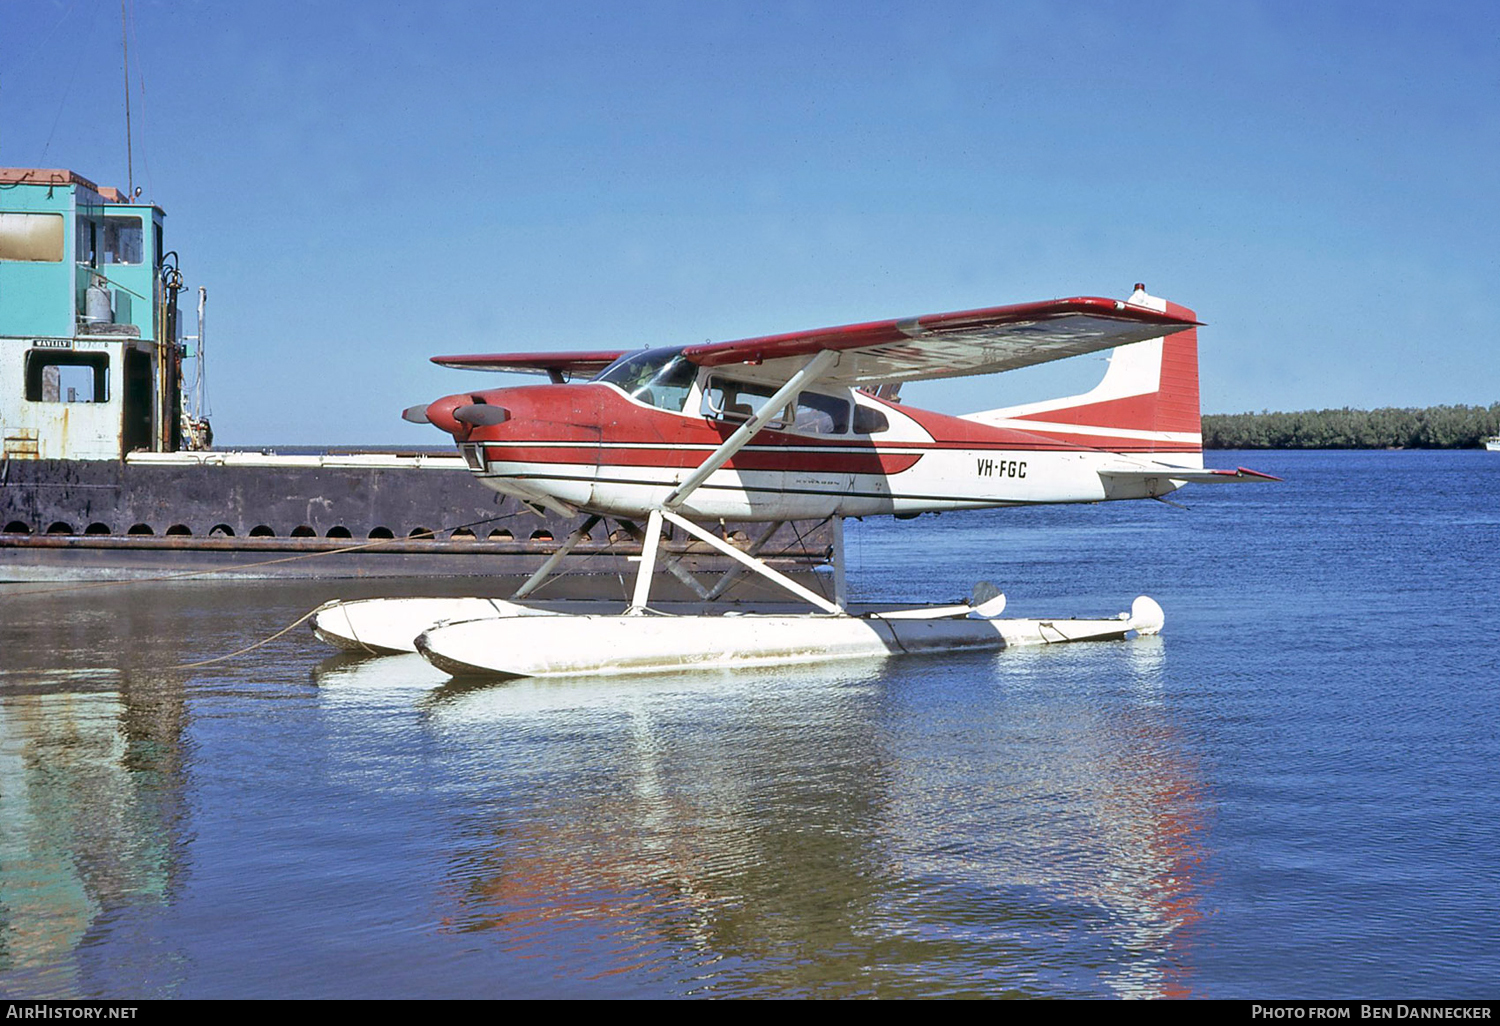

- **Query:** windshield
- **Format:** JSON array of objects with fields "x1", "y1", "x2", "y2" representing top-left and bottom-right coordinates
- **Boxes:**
[{"x1": 592, "y1": 346, "x2": 696, "y2": 412}]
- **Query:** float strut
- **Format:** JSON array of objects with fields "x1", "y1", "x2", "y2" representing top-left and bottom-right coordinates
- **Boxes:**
[
  {"x1": 702, "y1": 520, "x2": 786, "y2": 602},
  {"x1": 626, "y1": 509, "x2": 666, "y2": 614},
  {"x1": 512, "y1": 514, "x2": 601, "y2": 599},
  {"x1": 831, "y1": 515, "x2": 847, "y2": 610}
]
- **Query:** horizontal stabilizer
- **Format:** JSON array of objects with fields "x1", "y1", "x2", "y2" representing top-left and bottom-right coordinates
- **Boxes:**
[{"x1": 1099, "y1": 465, "x2": 1281, "y2": 485}]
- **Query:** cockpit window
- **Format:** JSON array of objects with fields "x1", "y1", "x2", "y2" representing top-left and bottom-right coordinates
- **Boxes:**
[
  {"x1": 592, "y1": 346, "x2": 696, "y2": 412},
  {"x1": 701, "y1": 377, "x2": 790, "y2": 429},
  {"x1": 702, "y1": 381, "x2": 859, "y2": 435},
  {"x1": 789, "y1": 392, "x2": 850, "y2": 435},
  {"x1": 853, "y1": 404, "x2": 889, "y2": 434}
]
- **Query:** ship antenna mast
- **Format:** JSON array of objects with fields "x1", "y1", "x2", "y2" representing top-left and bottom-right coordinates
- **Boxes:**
[{"x1": 120, "y1": 0, "x2": 134, "y2": 197}]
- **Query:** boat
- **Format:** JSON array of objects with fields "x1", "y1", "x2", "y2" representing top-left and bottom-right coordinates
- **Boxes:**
[
  {"x1": 0, "y1": 168, "x2": 830, "y2": 585},
  {"x1": 1485, "y1": 436, "x2": 1500, "y2": 452}
]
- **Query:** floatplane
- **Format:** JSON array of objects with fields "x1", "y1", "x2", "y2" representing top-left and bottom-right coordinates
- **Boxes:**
[{"x1": 313, "y1": 285, "x2": 1275, "y2": 677}]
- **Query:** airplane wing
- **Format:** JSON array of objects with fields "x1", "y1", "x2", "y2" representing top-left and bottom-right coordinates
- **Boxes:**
[
  {"x1": 680, "y1": 297, "x2": 1198, "y2": 387},
  {"x1": 428, "y1": 296, "x2": 1196, "y2": 387},
  {"x1": 431, "y1": 350, "x2": 627, "y2": 379}
]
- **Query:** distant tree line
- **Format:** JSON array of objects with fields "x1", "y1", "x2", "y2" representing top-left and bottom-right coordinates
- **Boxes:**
[{"x1": 1203, "y1": 404, "x2": 1500, "y2": 449}]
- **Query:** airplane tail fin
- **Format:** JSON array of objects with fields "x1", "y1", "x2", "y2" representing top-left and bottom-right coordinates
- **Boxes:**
[{"x1": 960, "y1": 285, "x2": 1204, "y2": 467}]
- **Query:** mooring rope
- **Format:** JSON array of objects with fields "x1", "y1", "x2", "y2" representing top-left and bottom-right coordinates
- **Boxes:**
[
  {"x1": 171, "y1": 606, "x2": 324, "y2": 669},
  {"x1": 174, "y1": 515, "x2": 655, "y2": 670}
]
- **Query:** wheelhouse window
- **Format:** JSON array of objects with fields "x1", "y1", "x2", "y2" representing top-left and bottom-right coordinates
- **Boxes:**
[
  {"x1": 25, "y1": 350, "x2": 110, "y2": 403},
  {"x1": 0, "y1": 213, "x2": 64, "y2": 262},
  {"x1": 76, "y1": 212, "x2": 143, "y2": 265},
  {"x1": 592, "y1": 346, "x2": 696, "y2": 412}
]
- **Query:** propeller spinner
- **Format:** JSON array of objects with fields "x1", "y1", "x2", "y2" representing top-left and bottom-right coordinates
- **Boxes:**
[
  {"x1": 453, "y1": 404, "x2": 510, "y2": 427},
  {"x1": 404, "y1": 395, "x2": 510, "y2": 435}
]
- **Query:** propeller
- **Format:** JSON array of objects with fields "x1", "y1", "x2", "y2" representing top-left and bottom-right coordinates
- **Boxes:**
[
  {"x1": 452, "y1": 404, "x2": 510, "y2": 427},
  {"x1": 401, "y1": 404, "x2": 431, "y2": 424}
]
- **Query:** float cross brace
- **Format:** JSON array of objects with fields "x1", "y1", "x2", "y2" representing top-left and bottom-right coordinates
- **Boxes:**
[{"x1": 626, "y1": 508, "x2": 844, "y2": 615}]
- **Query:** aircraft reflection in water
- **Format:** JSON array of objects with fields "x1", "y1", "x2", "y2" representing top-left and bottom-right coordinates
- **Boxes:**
[
  {"x1": 869, "y1": 640, "x2": 1210, "y2": 999},
  {"x1": 326, "y1": 642, "x2": 1214, "y2": 998}
]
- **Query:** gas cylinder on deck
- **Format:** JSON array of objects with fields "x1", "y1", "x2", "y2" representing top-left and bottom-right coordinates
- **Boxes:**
[{"x1": 84, "y1": 280, "x2": 113, "y2": 325}]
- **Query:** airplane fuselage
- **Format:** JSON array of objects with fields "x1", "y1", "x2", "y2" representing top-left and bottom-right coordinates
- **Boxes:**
[{"x1": 437, "y1": 376, "x2": 1198, "y2": 522}]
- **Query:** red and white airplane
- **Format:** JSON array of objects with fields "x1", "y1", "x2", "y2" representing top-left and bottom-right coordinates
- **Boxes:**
[
  {"x1": 316, "y1": 285, "x2": 1274, "y2": 677},
  {"x1": 410, "y1": 284, "x2": 1270, "y2": 518}
]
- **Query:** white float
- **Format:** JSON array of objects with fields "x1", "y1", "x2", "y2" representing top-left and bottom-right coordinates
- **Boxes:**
[
  {"x1": 410, "y1": 595, "x2": 1163, "y2": 679},
  {"x1": 311, "y1": 505, "x2": 1167, "y2": 678},
  {"x1": 311, "y1": 596, "x2": 557, "y2": 655}
]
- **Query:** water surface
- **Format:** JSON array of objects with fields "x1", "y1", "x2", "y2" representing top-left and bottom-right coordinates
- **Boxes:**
[{"x1": 1, "y1": 450, "x2": 1496, "y2": 998}]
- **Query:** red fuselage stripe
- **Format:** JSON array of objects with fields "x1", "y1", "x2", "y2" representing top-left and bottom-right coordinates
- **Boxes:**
[{"x1": 483, "y1": 445, "x2": 922, "y2": 474}]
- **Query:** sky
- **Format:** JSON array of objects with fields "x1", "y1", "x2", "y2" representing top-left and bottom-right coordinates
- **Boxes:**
[{"x1": 1, "y1": 0, "x2": 1496, "y2": 444}]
